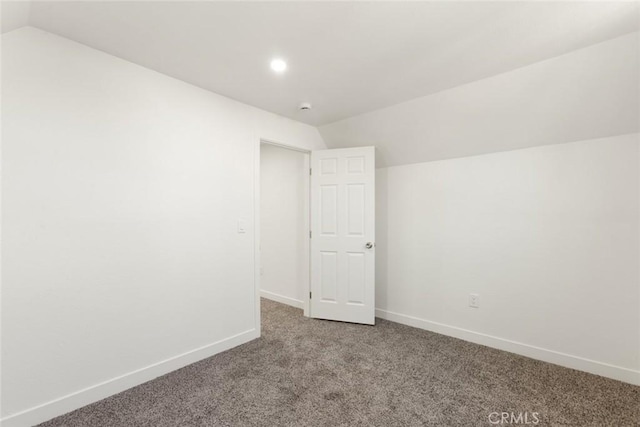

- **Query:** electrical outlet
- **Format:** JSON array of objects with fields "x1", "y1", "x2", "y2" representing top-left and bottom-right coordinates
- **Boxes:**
[{"x1": 469, "y1": 293, "x2": 480, "y2": 308}]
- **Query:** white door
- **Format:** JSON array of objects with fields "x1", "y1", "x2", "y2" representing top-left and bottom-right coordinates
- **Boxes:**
[{"x1": 310, "y1": 146, "x2": 375, "y2": 325}]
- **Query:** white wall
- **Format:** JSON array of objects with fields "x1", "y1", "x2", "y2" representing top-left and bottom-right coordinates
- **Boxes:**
[
  {"x1": 320, "y1": 32, "x2": 639, "y2": 167},
  {"x1": 260, "y1": 144, "x2": 308, "y2": 308},
  {"x1": 0, "y1": 1, "x2": 31, "y2": 34},
  {"x1": 376, "y1": 133, "x2": 640, "y2": 384},
  {"x1": 319, "y1": 27, "x2": 640, "y2": 384},
  {"x1": 1, "y1": 27, "x2": 325, "y2": 426}
]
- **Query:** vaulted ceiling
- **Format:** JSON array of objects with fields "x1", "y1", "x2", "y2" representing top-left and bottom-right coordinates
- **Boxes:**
[
  {"x1": 320, "y1": 31, "x2": 639, "y2": 166},
  {"x1": 2, "y1": 1, "x2": 638, "y2": 166},
  {"x1": 2, "y1": 1, "x2": 638, "y2": 127}
]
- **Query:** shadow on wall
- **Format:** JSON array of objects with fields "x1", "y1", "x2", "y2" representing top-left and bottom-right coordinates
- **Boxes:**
[{"x1": 375, "y1": 167, "x2": 389, "y2": 312}]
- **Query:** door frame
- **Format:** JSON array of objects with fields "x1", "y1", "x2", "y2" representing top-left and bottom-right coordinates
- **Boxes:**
[{"x1": 254, "y1": 138, "x2": 311, "y2": 336}]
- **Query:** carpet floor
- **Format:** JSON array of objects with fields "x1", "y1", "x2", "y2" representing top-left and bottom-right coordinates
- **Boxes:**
[{"x1": 40, "y1": 299, "x2": 639, "y2": 426}]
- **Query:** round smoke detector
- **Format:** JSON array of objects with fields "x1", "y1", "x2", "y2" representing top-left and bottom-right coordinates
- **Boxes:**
[{"x1": 298, "y1": 102, "x2": 312, "y2": 111}]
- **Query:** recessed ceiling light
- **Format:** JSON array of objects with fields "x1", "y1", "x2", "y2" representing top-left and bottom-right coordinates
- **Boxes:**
[{"x1": 270, "y1": 58, "x2": 287, "y2": 73}]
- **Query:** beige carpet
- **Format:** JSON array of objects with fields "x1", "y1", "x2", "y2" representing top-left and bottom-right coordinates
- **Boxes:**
[{"x1": 40, "y1": 299, "x2": 639, "y2": 426}]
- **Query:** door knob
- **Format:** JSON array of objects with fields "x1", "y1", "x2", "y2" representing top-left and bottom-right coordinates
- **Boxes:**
[{"x1": 365, "y1": 242, "x2": 375, "y2": 249}]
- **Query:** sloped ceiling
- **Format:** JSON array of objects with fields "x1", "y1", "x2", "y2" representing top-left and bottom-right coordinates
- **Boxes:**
[
  {"x1": 320, "y1": 32, "x2": 640, "y2": 167},
  {"x1": 12, "y1": 1, "x2": 640, "y2": 128},
  {"x1": 2, "y1": 1, "x2": 639, "y2": 166},
  {"x1": 1, "y1": 1, "x2": 30, "y2": 33}
]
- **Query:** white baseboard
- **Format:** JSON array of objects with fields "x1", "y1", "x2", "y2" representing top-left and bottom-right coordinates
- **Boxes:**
[
  {"x1": 260, "y1": 290, "x2": 304, "y2": 309},
  {"x1": 375, "y1": 308, "x2": 640, "y2": 386},
  {"x1": 1, "y1": 329, "x2": 259, "y2": 427}
]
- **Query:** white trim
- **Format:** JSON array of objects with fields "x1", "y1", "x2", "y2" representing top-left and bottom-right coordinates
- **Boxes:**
[
  {"x1": 259, "y1": 139, "x2": 310, "y2": 154},
  {"x1": 253, "y1": 136, "x2": 262, "y2": 336},
  {"x1": 1, "y1": 329, "x2": 258, "y2": 427},
  {"x1": 257, "y1": 138, "x2": 312, "y2": 318},
  {"x1": 301, "y1": 152, "x2": 310, "y2": 317},
  {"x1": 375, "y1": 308, "x2": 640, "y2": 386},
  {"x1": 260, "y1": 290, "x2": 304, "y2": 309}
]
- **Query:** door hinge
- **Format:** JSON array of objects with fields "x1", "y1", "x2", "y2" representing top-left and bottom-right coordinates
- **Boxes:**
[
  {"x1": 309, "y1": 291, "x2": 312, "y2": 299},
  {"x1": 309, "y1": 168, "x2": 312, "y2": 176},
  {"x1": 309, "y1": 230, "x2": 312, "y2": 238}
]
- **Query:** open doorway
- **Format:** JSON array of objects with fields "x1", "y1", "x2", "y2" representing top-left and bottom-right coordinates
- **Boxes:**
[
  {"x1": 259, "y1": 141, "x2": 310, "y2": 317},
  {"x1": 256, "y1": 141, "x2": 376, "y2": 327}
]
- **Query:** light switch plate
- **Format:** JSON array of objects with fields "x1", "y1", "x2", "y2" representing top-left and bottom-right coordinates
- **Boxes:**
[{"x1": 469, "y1": 293, "x2": 480, "y2": 308}]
